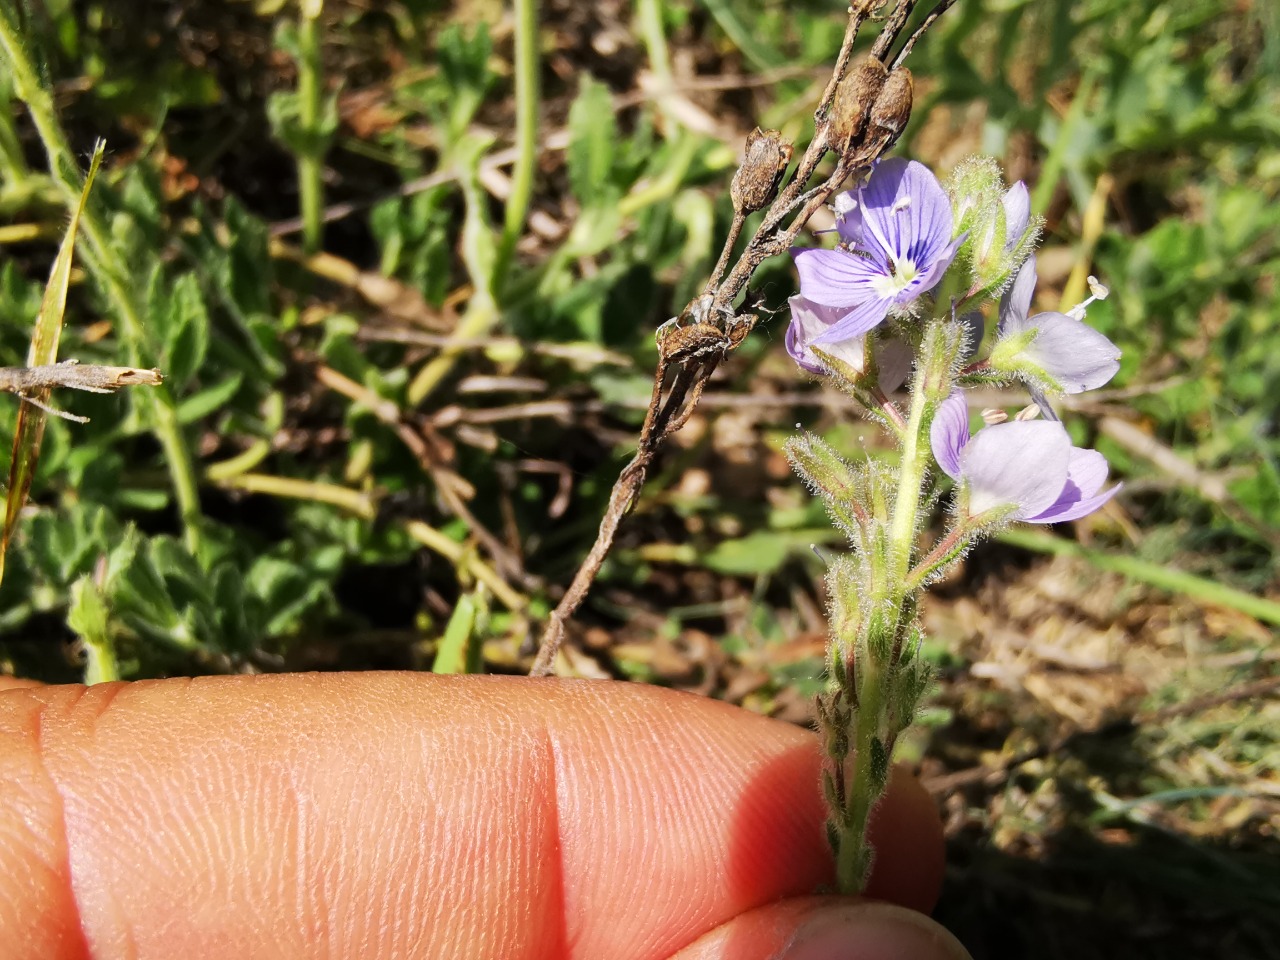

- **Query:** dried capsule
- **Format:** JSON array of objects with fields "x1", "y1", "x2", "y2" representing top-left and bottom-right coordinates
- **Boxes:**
[
  {"x1": 827, "y1": 57, "x2": 888, "y2": 155},
  {"x1": 868, "y1": 66, "x2": 914, "y2": 155},
  {"x1": 730, "y1": 127, "x2": 793, "y2": 214}
]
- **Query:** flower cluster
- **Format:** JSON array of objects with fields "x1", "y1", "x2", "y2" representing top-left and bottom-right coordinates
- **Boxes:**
[
  {"x1": 788, "y1": 156, "x2": 1121, "y2": 530},
  {"x1": 783, "y1": 155, "x2": 1123, "y2": 893}
]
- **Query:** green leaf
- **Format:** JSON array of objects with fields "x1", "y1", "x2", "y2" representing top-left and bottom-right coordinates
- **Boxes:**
[
  {"x1": 703, "y1": 529, "x2": 838, "y2": 577},
  {"x1": 164, "y1": 272, "x2": 210, "y2": 388},
  {"x1": 68, "y1": 574, "x2": 118, "y2": 684},
  {"x1": 567, "y1": 75, "x2": 616, "y2": 207},
  {"x1": 176, "y1": 372, "x2": 243, "y2": 425}
]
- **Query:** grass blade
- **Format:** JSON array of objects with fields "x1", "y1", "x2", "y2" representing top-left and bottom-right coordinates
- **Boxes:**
[
  {"x1": 998, "y1": 527, "x2": 1280, "y2": 627},
  {"x1": 0, "y1": 139, "x2": 105, "y2": 585}
]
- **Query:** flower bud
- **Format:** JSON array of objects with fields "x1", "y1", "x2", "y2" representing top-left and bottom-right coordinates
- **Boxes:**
[
  {"x1": 945, "y1": 155, "x2": 1003, "y2": 237},
  {"x1": 867, "y1": 67, "x2": 913, "y2": 155},
  {"x1": 968, "y1": 201, "x2": 1008, "y2": 289},
  {"x1": 828, "y1": 57, "x2": 887, "y2": 155},
  {"x1": 730, "y1": 127, "x2": 793, "y2": 214}
]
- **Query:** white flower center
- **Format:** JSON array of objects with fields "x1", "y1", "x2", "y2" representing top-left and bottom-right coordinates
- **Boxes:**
[{"x1": 870, "y1": 257, "x2": 920, "y2": 298}]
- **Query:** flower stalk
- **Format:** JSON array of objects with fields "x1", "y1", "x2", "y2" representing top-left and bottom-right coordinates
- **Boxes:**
[{"x1": 789, "y1": 156, "x2": 1123, "y2": 894}]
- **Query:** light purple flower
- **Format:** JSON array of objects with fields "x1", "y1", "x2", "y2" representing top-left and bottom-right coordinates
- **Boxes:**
[
  {"x1": 1001, "y1": 181, "x2": 1031, "y2": 252},
  {"x1": 786, "y1": 295, "x2": 912, "y2": 390},
  {"x1": 930, "y1": 391, "x2": 1120, "y2": 522},
  {"x1": 995, "y1": 257, "x2": 1121, "y2": 394},
  {"x1": 793, "y1": 159, "x2": 965, "y2": 345}
]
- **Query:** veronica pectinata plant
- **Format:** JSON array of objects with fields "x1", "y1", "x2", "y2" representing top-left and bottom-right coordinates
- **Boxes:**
[{"x1": 785, "y1": 156, "x2": 1122, "y2": 893}]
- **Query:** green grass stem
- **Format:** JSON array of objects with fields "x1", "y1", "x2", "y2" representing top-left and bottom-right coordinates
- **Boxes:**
[
  {"x1": 998, "y1": 528, "x2": 1280, "y2": 627},
  {"x1": 297, "y1": 2, "x2": 325, "y2": 254},
  {"x1": 496, "y1": 0, "x2": 539, "y2": 284}
]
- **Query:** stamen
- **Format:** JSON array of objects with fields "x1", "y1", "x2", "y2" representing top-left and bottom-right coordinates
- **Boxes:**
[
  {"x1": 1014, "y1": 404, "x2": 1041, "y2": 422},
  {"x1": 1066, "y1": 274, "x2": 1111, "y2": 320},
  {"x1": 890, "y1": 196, "x2": 911, "y2": 215},
  {"x1": 981, "y1": 408, "x2": 1008, "y2": 425}
]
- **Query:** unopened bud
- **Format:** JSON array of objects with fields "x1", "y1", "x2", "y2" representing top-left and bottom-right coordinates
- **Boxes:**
[
  {"x1": 868, "y1": 67, "x2": 913, "y2": 155},
  {"x1": 828, "y1": 58, "x2": 887, "y2": 154},
  {"x1": 731, "y1": 127, "x2": 793, "y2": 214}
]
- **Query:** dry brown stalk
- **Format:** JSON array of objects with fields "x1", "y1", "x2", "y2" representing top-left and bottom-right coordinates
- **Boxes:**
[
  {"x1": 530, "y1": 0, "x2": 961, "y2": 676},
  {"x1": 0, "y1": 360, "x2": 163, "y2": 423}
]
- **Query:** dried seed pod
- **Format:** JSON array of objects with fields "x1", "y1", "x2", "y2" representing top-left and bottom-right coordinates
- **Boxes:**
[
  {"x1": 730, "y1": 127, "x2": 793, "y2": 214},
  {"x1": 827, "y1": 57, "x2": 888, "y2": 155},
  {"x1": 868, "y1": 66, "x2": 914, "y2": 155}
]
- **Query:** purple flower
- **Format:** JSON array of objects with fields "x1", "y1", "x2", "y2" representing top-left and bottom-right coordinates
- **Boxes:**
[
  {"x1": 1001, "y1": 181, "x2": 1031, "y2": 253},
  {"x1": 930, "y1": 391, "x2": 1120, "y2": 522},
  {"x1": 793, "y1": 159, "x2": 965, "y2": 345},
  {"x1": 786, "y1": 295, "x2": 912, "y2": 390},
  {"x1": 994, "y1": 257, "x2": 1121, "y2": 394}
]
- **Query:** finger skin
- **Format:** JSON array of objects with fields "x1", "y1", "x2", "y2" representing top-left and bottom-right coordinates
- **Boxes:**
[
  {"x1": 0, "y1": 674, "x2": 943, "y2": 960},
  {"x1": 670, "y1": 899, "x2": 970, "y2": 960}
]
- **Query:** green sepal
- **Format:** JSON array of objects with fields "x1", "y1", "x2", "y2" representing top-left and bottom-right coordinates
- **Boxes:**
[
  {"x1": 868, "y1": 736, "x2": 890, "y2": 793},
  {"x1": 823, "y1": 768, "x2": 842, "y2": 813},
  {"x1": 987, "y1": 327, "x2": 1066, "y2": 395},
  {"x1": 785, "y1": 433, "x2": 866, "y2": 540}
]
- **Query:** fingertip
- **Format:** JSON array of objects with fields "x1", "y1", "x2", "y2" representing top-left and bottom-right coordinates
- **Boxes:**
[
  {"x1": 670, "y1": 898, "x2": 971, "y2": 960},
  {"x1": 863, "y1": 765, "x2": 946, "y2": 914}
]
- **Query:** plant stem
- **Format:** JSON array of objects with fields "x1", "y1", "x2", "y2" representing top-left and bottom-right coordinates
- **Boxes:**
[
  {"x1": 297, "y1": 1, "x2": 324, "y2": 254},
  {"x1": 0, "y1": 4, "x2": 204, "y2": 554},
  {"x1": 838, "y1": 659, "x2": 883, "y2": 891},
  {"x1": 496, "y1": 0, "x2": 538, "y2": 284},
  {"x1": 833, "y1": 326, "x2": 938, "y2": 894},
  {"x1": 888, "y1": 359, "x2": 932, "y2": 586}
]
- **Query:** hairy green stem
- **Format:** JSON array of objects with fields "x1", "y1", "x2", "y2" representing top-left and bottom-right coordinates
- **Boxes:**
[
  {"x1": 832, "y1": 326, "x2": 941, "y2": 894},
  {"x1": 0, "y1": 4, "x2": 204, "y2": 553},
  {"x1": 837, "y1": 659, "x2": 881, "y2": 891}
]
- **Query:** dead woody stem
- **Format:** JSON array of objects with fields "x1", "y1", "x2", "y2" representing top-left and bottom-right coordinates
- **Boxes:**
[
  {"x1": 531, "y1": 0, "x2": 959, "y2": 675},
  {"x1": 0, "y1": 360, "x2": 163, "y2": 423}
]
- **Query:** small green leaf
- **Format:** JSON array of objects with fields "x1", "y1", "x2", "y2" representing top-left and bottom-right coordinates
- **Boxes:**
[
  {"x1": 68, "y1": 574, "x2": 118, "y2": 684},
  {"x1": 164, "y1": 272, "x2": 210, "y2": 388},
  {"x1": 567, "y1": 75, "x2": 616, "y2": 207},
  {"x1": 176, "y1": 373, "x2": 243, "y2": 424}
]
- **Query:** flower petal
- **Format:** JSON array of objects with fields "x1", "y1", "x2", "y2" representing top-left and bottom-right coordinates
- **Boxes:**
[
  {"x1": 961, "y1": 420, "x2": 1072, "y2": 519},
  {"x1": 1027, "y1": 482, "x2": 1121, "y2": 523},
  {"x1": 1024, "y1": 444, "x2": 1114, "y2": 522},
  {"x1": 1028, "y1": 384, "x2": 1060, "y2": 422},
  {"x1": 875, "y1": 337, "x2": 914, "y2": 394},
  {"x1": 1017, "y1": 312, "x2": 1122, "y2": 393},
  {"x1": 1002, "y1": 181, "x2": 1031, "y2": 251},
  {"x1": 1062, "y1": 446, "x2": 1109, "y2": 498},
  {"x1": 793, "y1": 247, "x2": 884, "y2": 308},
  {"x1": 907, "y1": 232, "x2": 967, "y2": 301},
  {"x1": 998, "y1": 255, "x2": 1037, "y2": 335},
  {"x1": 858, "y1": 159, "x2": 955, "y2": 268},
  {"x1": 929, "y1": 390, "x2": 970, "y2": 481},
  {"x1": 810, "y1": 297, "x2": 893, "y2": 343},
  {"x1": 786, "y1": 295, "x2": 867, "y2": 374},
  {"x1": 833, "y1": 190, "x2": 863, "y2": 245}
]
